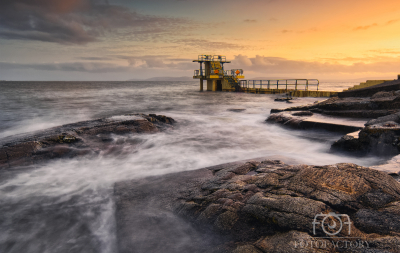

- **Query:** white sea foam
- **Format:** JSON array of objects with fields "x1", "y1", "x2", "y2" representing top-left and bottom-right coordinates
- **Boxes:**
[
  {"x1": 107, "y1": 115, "x2": 144, "y2": 122},
  {"x1": 0, "y1": 81, "x2": 385, "y2": 252}
]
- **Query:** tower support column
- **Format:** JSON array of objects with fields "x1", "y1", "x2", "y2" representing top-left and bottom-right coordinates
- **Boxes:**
[
  {"x1": 212, "y1": 80, "x2": 217, "y2": 91},
  {"x1": 207, "y1": 80, "x2": 213, "y2": 91},
  {"x1": 200, "y1": 79, "x2": 203, "y2": 91}
]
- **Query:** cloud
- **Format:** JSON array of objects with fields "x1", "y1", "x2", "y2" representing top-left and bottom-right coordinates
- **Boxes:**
[
  {"x1": 0, "y1": 0, "x2": 194, "y2": 45},
  {"x1": 234, "y1": 54, "x2": 253, "y2": 66},
  {"x1": 231, "y1": 55, "x2": 400, "y2": 75},
  {"x1": 243, "y1": 19, "x2": 257, "y2": 23},
  {"x1": 0, "y1": 61, "x2": 131, "y2": 73},
  {"x1": 174, "y1": 38, "x2": 248, "y2": 50},
  {"x1": 78, "y1": 56, "x2": 113, "y2": 61},
  {"x1": 386, "y1": 19, "x2": 399, "y2": 25},
  {"x1": 368, "y1": 49, "x2": 400, "y2": 55},
  {"x1": 281, "y1": 29, "x2": 292, "y2": 33},
  {"x1": 3, "y1": 53, "x2": 400, "y2": 78},
  {"x1": 353, "y1": 23, "x2": 378, "y2": 31},
  {"x1": 118, "y1": 55, "x2": 196, "y2": 70},
  {"x1": 353, "y1": 18, "x2": 399, "y2": 31}
]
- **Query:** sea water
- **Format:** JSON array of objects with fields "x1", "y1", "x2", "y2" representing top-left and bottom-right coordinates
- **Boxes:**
[{"x1": 0, "y1": 81, "x2": 384, "y2": 252}]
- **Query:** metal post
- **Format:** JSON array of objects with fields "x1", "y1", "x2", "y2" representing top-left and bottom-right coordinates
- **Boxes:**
[
  {"x1": 268, "y1": 80, "x2": 270, "y2": 89},
  {"x1": 277, "y1": 80, "x2": 278, "y2": 89},
  {"x1": 306, "y1": 80, "x2": 308, "y2": 91},
  {"x1": 295, "y1": 80, "x2": 298, "y2": 90},
  {"x1": 286, "y1": 80, "x2": 287, "y2": 91}
]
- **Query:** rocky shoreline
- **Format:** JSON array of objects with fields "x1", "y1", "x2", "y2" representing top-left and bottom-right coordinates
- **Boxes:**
[
  {"x1": 115, "y1": 158, "x2": 400, "y2": 253},
  {"x1": 3, "y1": 87, "x2": 400, "y2": 252},
  {"x1": 267, "y1": 91, "x2": 400, "y2": 157},
  {"x1": 0, "y1": 113, "x2": 174, "y2": 169}
]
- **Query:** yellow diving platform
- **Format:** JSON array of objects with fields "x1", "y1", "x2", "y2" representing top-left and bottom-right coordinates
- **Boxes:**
[
  {"x1": 193, "y1": 55, "x2": 244, "y2": 92},
  {"x1": 192, "y1": 55, "x2": 337, "y2": 97}
]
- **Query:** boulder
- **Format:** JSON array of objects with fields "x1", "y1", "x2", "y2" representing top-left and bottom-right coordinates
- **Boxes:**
[
  {"x1": 332, "y1": 115, "x2": 400, "y2": 155},
  {"x1": 0, "y1": 114, "x2": 175, "y2": 169},
  {"x1": 115, "y1": 159, "x2": 400, "y2": 252}
]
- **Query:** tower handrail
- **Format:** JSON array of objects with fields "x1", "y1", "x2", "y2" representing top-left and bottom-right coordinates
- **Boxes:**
[
  {"x1": 240, "y1": 79, "x2": 319, "y2": 91},
  {"x1": 212, "y1": 55, "x2": 226, "y2": 62},
  {"x1": 197, "y1": 55, "x2": 228, "y2": 62},
  {"x1": 194, "y1": 69, "x2": 205, "y2": 77}
]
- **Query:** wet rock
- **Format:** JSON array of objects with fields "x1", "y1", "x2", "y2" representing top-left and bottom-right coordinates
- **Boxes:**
[
  {"x1": 147, "y1": 114, "x2": 175, "y2": 124},
  {"x1": 332, "y1": 116, "x2": 400, "y2": 155},
  {"x1": 268, "y1": 90, "x2": 400, "y2": 156},
  {"x1": 228, "y1": 109, "x2": 246, "y2": 112},
  {"x1": 367, "y1": 236, "x2": 400, "y2": 252},
  {"x1": 214, "y1": 210, "x2": 239, "y2": 231},
  {"x1": 0, "y1": 114, "x2": 174, "y2": 169},
  {"x1": 255, "y1": 231, "x2": 332, "y2": 253},
  {"x1": 331, "y1": 132, "x2": 362, "y2": 152},
  {"x1": 365, "y1": 112, "x2": 400, "y2": 126},
  {"x1": 114, "y1": 157, "x2": 400, "y2": 252},
  {"x1": 371, "y1": 91, "x2": 396, "y2": 99},
  {"x1": 354, "y1": 209, "x2": 400, "y2": 234},
  {"x1": 292, "y1": 111, "x2": 313, "y2": 116},
  {"x1": 266, "y1": 112, "x2": 361, "y2": 133},
  {"x1": 232, "y1": 245, "x2": 262, "y2": 253},
  {"x1": 171, "y1": 160, "x2": 400, "y2": 252},
  {"x1": 270, "y1": 91, "x2": 400, "y2": 119}
]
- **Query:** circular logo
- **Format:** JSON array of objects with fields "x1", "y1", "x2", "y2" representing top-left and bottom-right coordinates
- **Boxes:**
[{"x1": 321, "y1": 213, "x2": 343, "y2": 236}]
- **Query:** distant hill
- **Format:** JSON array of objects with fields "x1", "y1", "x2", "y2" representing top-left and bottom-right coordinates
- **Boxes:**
[{"x1": 127, "y1": 76, "x2": 193, "y2": 81}]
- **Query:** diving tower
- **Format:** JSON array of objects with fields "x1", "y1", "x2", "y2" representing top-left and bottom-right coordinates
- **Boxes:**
[
  {"x1": 192, "y1": 54, "x2": 336, "y2": 97},
  {"x1": 193, "y1": 55, "x2": 244, "y2": 92}
]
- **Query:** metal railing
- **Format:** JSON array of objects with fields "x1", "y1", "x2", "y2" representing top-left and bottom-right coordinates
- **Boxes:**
[
  {"x1": 197, "y1": 55, "x2": 227, "y2": 62},
  {"x1": 194, "y1": 69, "x2": 205, "y2": 76},
  {"x1": 212, "y1": 55, "x2": 226, "y2": 62},
  {"x1": 197, "y1": 55, "x2": 213, "y2": 61},
  {"x1": 239, "y1": 79, "x2": 319, "y2": 91}
]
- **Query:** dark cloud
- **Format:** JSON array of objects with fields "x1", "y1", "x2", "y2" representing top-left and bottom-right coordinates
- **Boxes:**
[
  {"x1": 0, "y1": 61, "x2": 131, "y2": 73},
  {"x1": 0, "y1": 54, "x2": 196, "y2": 73},
  {"x1": 0, "y1": 0, "x2": 194, "y2": 44}
]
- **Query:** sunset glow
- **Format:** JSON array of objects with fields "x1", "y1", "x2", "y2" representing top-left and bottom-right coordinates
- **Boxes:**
[{"x1": 1, "y1": 0, "x2": 400, "y2": 81}]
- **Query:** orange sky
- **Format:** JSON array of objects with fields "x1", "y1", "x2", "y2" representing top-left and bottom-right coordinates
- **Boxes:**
[{"x1": 1, "y1": 0, "x2": 400, "y2": 80}]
